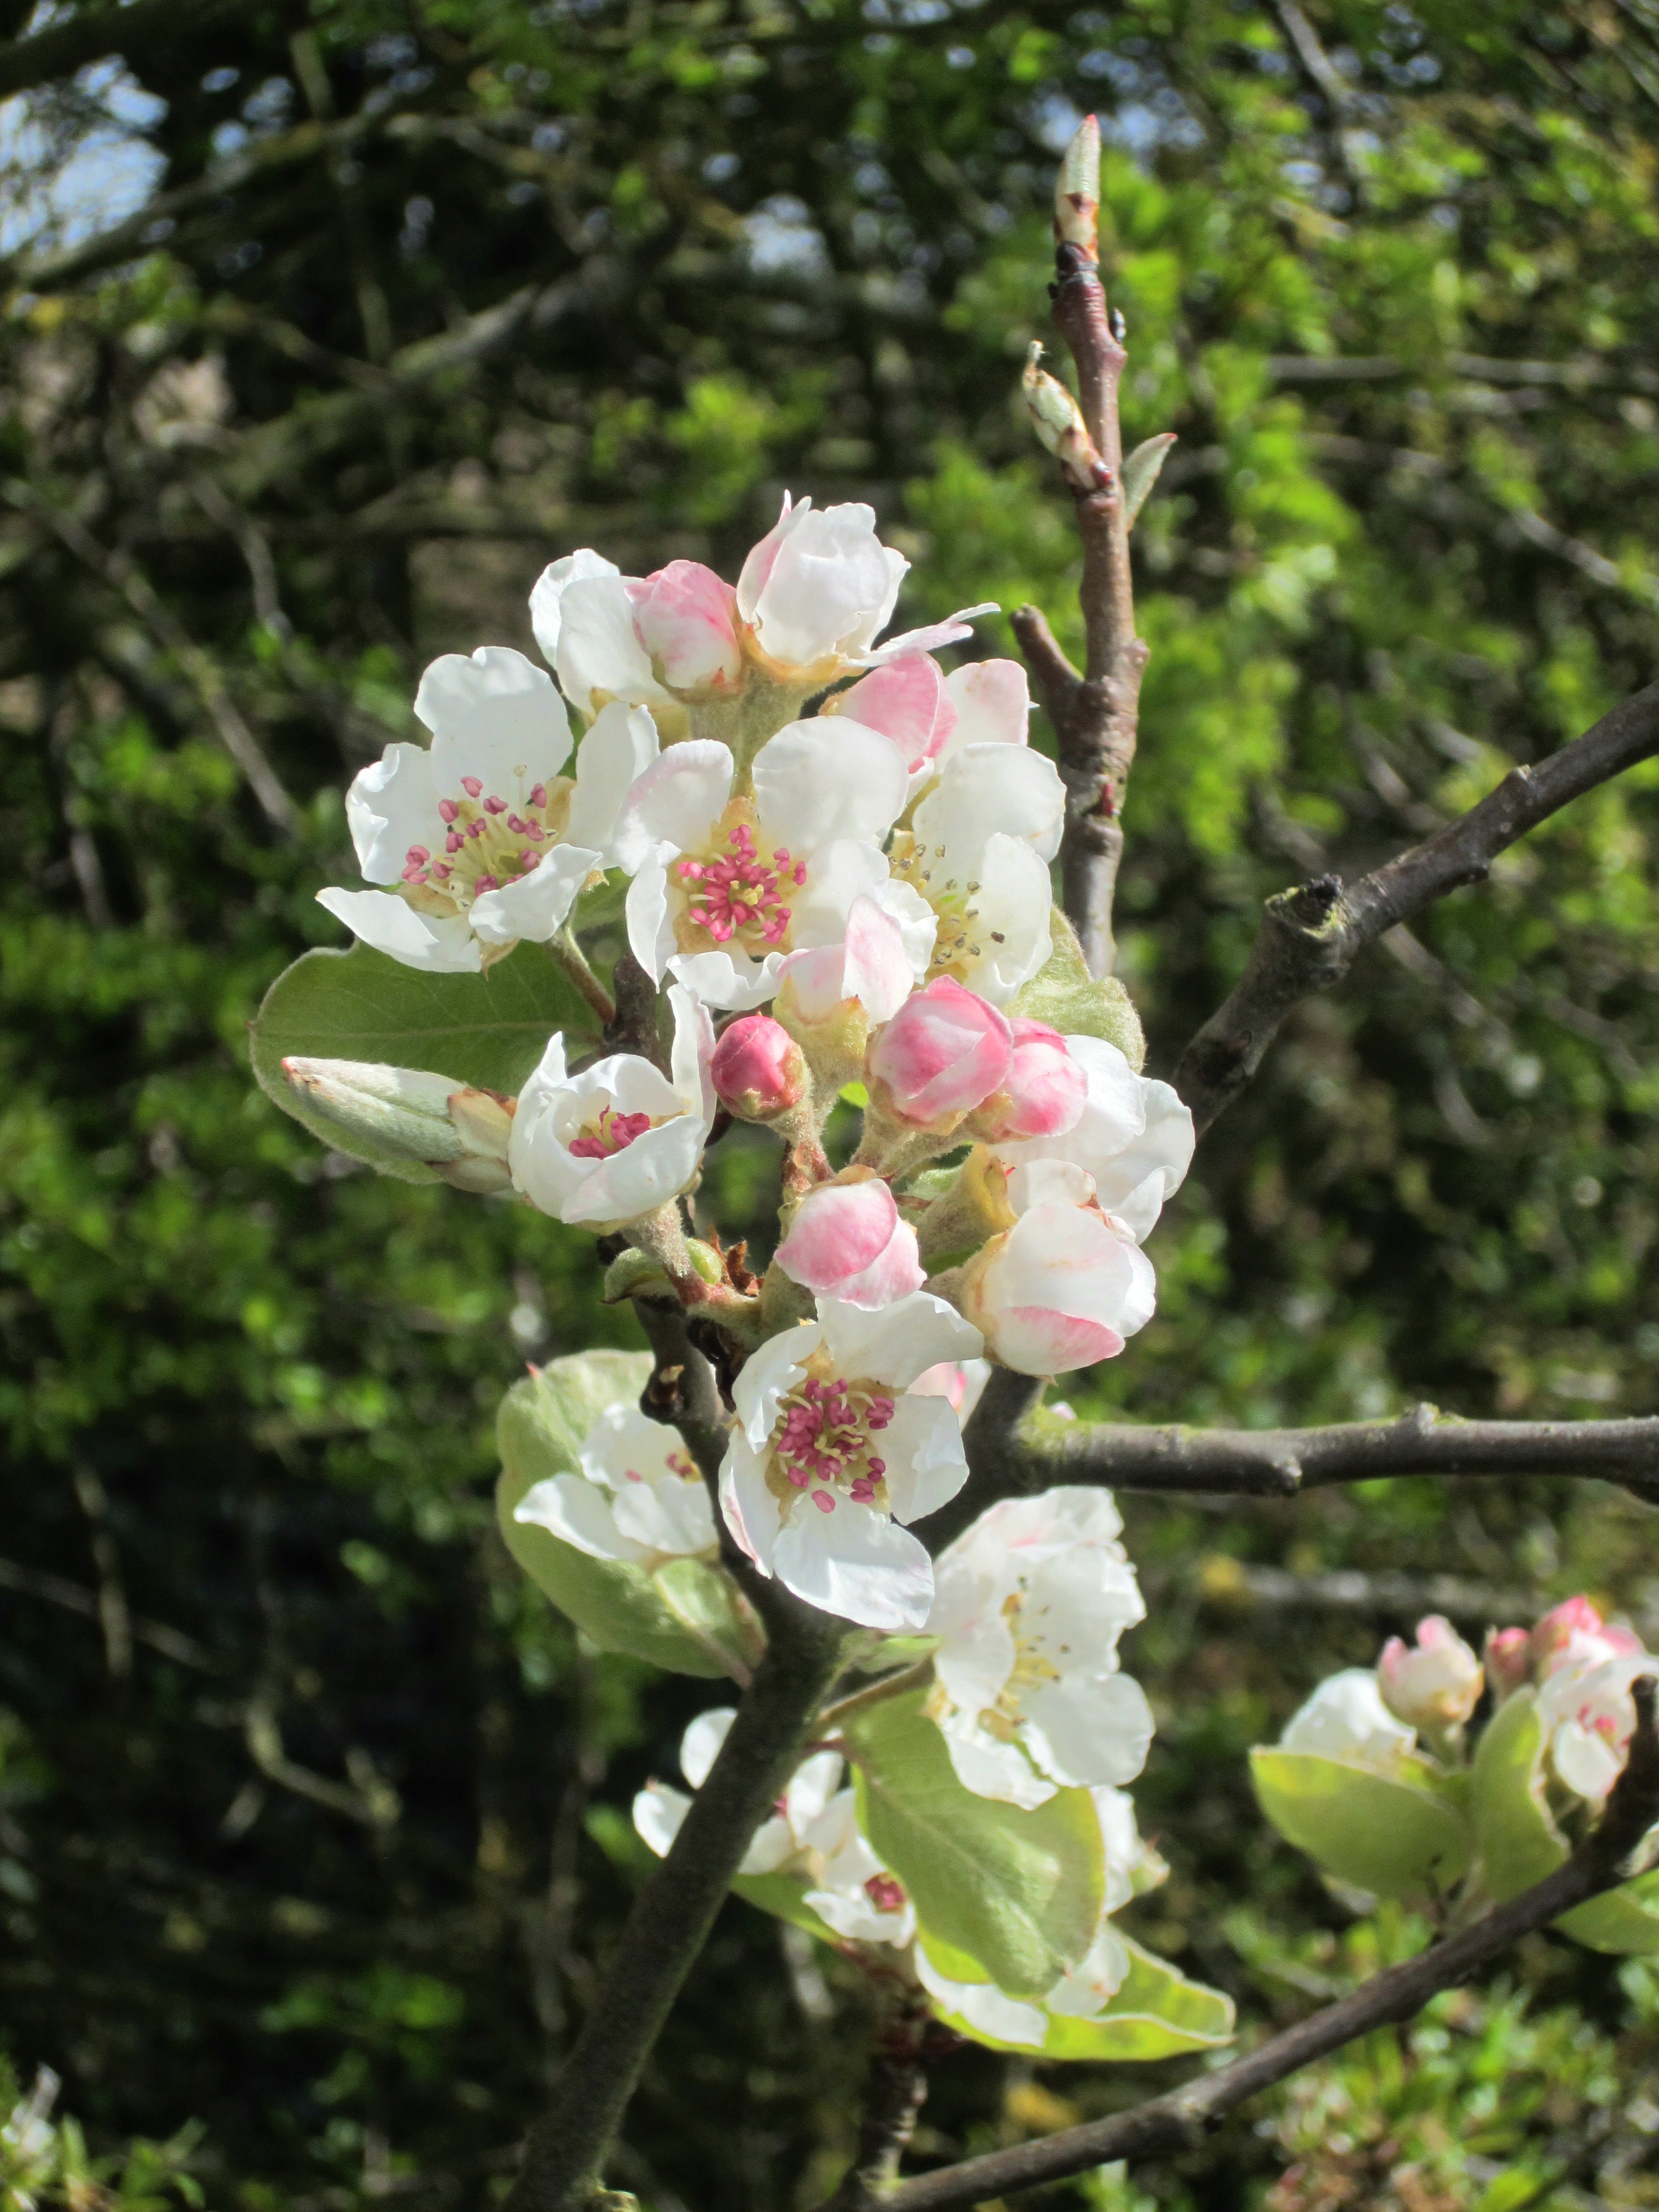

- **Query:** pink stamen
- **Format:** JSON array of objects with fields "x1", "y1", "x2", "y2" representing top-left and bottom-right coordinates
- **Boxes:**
[
  {"x1": 476, "y1": 874, "x2": 499, "y2": 892},
  {"x1": 484, "y1": 795, "x2": 508, "y2": 816},
  {"x1": 446, "y1": 831, "x2": 465, "y2": 854},
  {"x1": 461, "y1": 777, "x2": 483, "y2": 799},
  {"x1": 864, "y1": 1873, "x2": 905, "y2": 1913},
  {"x1": 568, "y1": 1108, "x2": 654, "y2": 1161},
  {"x1": 530, "y1": 784, "x2": 547, "y2": 807},
  {"x1": 438, "y1": 799, "x2": 461, "y2": 823},
  {"x1": 811, "y1": 1490, "x2": 836, "y2": 1514}
]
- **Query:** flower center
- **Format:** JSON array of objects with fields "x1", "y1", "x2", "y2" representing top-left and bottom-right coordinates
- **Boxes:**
[
  {"x1": 768, "y1": 1368, "x2": 895, "y2": 1515},
  {"x1": 568, "y1": 1106, "x2": 656, "y2": 1161},
  {"x1": 399, "y1": 770, "x2": 573, "y2": 915},
  {"x1": 888, "y1": 833, "x2": 1005, "y2": 982},
  {"x1": 675, "y1": 801, "x2": 806, "y2": 954},
  {"x1": 863, "y1": 1872, "x2": 907, "y2": 1914}
]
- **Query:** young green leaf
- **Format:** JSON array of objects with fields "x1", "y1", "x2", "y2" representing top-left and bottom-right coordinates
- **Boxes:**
[
  {"x1": 1251, "y1": 1748, "x2": 1472, "y2": 1900},
  {"x1": 1005, "y1": 911, "x2": 1147, "y2": 1068}
]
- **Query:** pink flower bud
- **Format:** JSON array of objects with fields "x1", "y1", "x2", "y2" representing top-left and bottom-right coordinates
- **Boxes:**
[
  {"x1": 868, "y1": 977, "x2": 1013, "y2": 1132},
  {"x1": 1530, "y1": 1594, "x2": 1642, "y2": 1678},
  {"x1": 959, "y1": 1183, "x2": 1156, "y2": 1376},
  {"x1": 831, "y1": 655, "x2": 956, "y2": 773},
  {"x1": 626, "y1": 560, "x2": 743, "y2": 690},
  {"x1": 773, "y1": 1172, "x2": 925, "y2": 1310},
  {"x1": 710, "y1": 1014, "x2": 807, "y2": 1124},
  {"x1": 1484, "y1": 1626, "x2": 1533, "y2": 1700},
  {"x1": 967, "y1": 1019, "x2": 1086, "y2": 1144},
  {"x1": 1377, "y1": 1615, "x2": 1484, "y2": 1733}
]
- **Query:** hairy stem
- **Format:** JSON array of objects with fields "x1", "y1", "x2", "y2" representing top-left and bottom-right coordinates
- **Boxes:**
[{"x1": 550, "y1": 928, "x2": 616, "y2": 1029}]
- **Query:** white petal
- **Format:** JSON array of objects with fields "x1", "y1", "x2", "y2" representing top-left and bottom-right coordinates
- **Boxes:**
[
  {"x1": 512, "y1": 1473, "x2": 645, "y2": 1562},
  {"x1": 929, "y1": 1574, "x2": 1018, "y2": 1712},
  {"x1": 788, "y1": 839, "x2": 894, "y2": 954},
  {"x1": 868, "y1": 880, "x2": 940, "y2": 979},
  {"x1": 416, "y1": 646, "x2": 573, "y2": 796},
  {"x1": 680, "y1": 1707, "x2": 737, "y2": 1788},
  {"x1": 1020, "y1": 1673, "x2": 1155, "y2": 1790},
  {"x1": 732, "y1": 1323, "x2": 821, "y2": 1452},
  {"x1": 958, "y1": 835, "x2": 1053, "y2": 1004},
  {"x1": 855, "y1": 603, "x2": 998, "y2": 665},
  {"x1": 668, "y1": 982, "x2": 717, "y2": 1121},
  {"x1": 344, "y1": 744, "x2": 440, "y2": 883},
  {"x1": 315, "y1": 886, "x2": 482, "y2": 972},
  {"x1": 915, "y1": 744, "x2": 1065, "y2": 869},
  {"x1": 915, "y1": 1943, "x2": 1046, "y2": 2047},
  {"x1": 469, "y1": 843, "x2": 599, "y2": 947},
  {"x1": 666, "y1": 948, "x2": 784, "y2": 1013},
  {"x1": 530, "y1": 549, "x2": 622, "y2": 664},
  {"x1": 609, "y1": 1475, "x2": 715, "y2": 1556},
  {"x1": 943, "y1": 659, "x2": 1031, "y2": 752},
  {"x1": 738, "y1": 1815, "x2": 795, "y2": 1875},
  {"x1": 565, "y1": 1053, "x2": 684, "y2": 1120},
  {"x1": 578, "y1": 1402, "x2": 675, "y2": 1489},
  {"x1": 1044, "y1": 1924, "x2": 1131, "y2": 2018},
  {"x1": 817, "y1": 1291, "x2": 984, "y2": 1392},
  {"x1": 555, "y1": 572, "x2": 672, "y2": 714},
  {"x1": 1087, "y1": 1079, "x2": 1197, "y2": 1242},
  {"x1": 784, "y1": 1751, "x2": 846, "y2": 1834},
  {"x1": 611, "y1": 741, "x2": 734, "y2": 874},
  {"x1": 633, "y1": 1781, "x2": 692, "y2": 1858},
  {"x1": 753, "y1": 719, "x2": 909, "y2": 853},
  {"x1": 719, "y1": 1432, "x2": 780, "y2": 1573},
  {"x1": 842, "y1": 894, "x2": 921, "y2": 1024},
  {"x1": 941, "y1": 1719, "x2": 1057, "y2": 1809},
  {"x1": 880, "y1": 1392, "x2": 969, "y2": 1525},
  {"x1": 566, "y1": 702, "x2": 661, "y2": 859},
  {"x1": 773, "y1": 1501, "x2": 935, "y2": 1631},
  {"x1": 559, "y1": 1113, "x2": 706, "y2": 1229},
  {"x1": 625, "y1": 852, "x2": 676, "y2": 983}
]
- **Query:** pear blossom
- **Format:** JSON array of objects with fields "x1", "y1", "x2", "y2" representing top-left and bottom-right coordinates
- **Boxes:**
[
  {"x1": 773, "y1": 1171, "x2": 926, "y2": 1310},
  {"x1": 736, "y1": 493, "x2": 994, "y2": 675},
  {"x1": 634, "y1": 1707, "x2": 914, "y2": 1945},
  {"x1": 513, "y1": 1400, "x2": 715, "y2": 1565},
  {"x1": 992, "y1": 1036, "x2": 1195, "y2": 1244},
  {"x1": 867, "y1": 976, "x2": 1014, "y2": 1132},
  {"x1": 1378, "y1": 1616, "x2": 1484, "y2": 1734},
  {"x1": 925, "y1": 1488, "x2": 1152, "y2": 1808},
  {"x1": 958, "y1": 1160, "x2": 1157, "y2": 1376},
  {"x1": 1280, "y1": 1669, "x2": 1417, "y2": 1776},
  {"x1": 883, "y1": 742, "x2": 1065, "y2": 1004},
  {"x1": 1485, "y1": 1626, "x2": 1533, "y2": 1700},
  {"x1": 508, "y1": 984, "x2": 715, "y2": 1232},
  {"x1": 709, "y1": 1014, "x2": 808, "y2": 1124},
  {"x1": 318, "y1": 648, "x2": 656, "y2": 973},
  {"x1": 1537, "y1": 1648, "x2": 1658, "y2": 1806},
  {"x1": 612, "y1": 720, "x2": 910, "y2": 1010},
  {"x1": 719, "y1": 1292, "x2": 984, "y2": 1632}
]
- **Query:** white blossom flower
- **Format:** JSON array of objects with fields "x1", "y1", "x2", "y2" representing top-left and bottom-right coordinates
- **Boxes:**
[
  {"x1": 317, "y1": 648, "x2": 656, "y2": 972},
  {"x1": 508, "y1": 984, "x2": 715, "y2": 1232},
  {"x1": 531, "y1": 551, "x2": 751, "y2": 718},
  {"x1": 1378, "y1": 1616, "x2": 1484, "y2": 1733},
  {"x1": 612, "y1": 720, "x2": 911, "y2": 1011},
  {"x1": 1537, "y1": 1647, "x2": 1659, "y2": 1806},
  {"x1": 925, "y1": 1488, "x2": 1152, "y2": 1808},
  {"x1": 994, "y1": 1037, "x2": 1194, "y2": 1244},
  {"x1": 634, "y1": 1707, "x2": 914, "y2": 1945},
  {"x1": 959, "y1": 1160, "x2": 1158, "y2": 1376},
  {"x1": 883, "y1": 742, "x2": 1065, "y2": 1006},
  {"x1": 1280, "y1": 1669, "x2": 1417, "y2": 1775},
  {"x1": 827, "y1": 655, "x2": 1031, "y2": 781},
  {"x1": 512, "y1": 1400, "x2": 715, "y2": 1565},
  {"x1": 719, "y1": 1292, "x2": 984, "y2": 1632}
]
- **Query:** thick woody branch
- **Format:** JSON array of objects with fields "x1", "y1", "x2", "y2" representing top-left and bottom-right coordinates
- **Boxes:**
[
  {"x1": 1175, "y1": 679, "x2": 1659, "y2": 1133},
  {"x1": 506, "y1": 1592, "x2": 848, "y2": 2212},
  {"x1": 825, "y1": 1979, "x2": 936, "y2": 2212},
  {"x1": 994, "y1": 1403, "x2": 1659, "y2": 1504},
  {"x1": 880, "y1": 1688, "x2": 1659, "y2": 2212}
]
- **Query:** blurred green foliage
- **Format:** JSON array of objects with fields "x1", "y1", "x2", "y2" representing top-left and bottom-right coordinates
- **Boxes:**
[{"x1": 1, "y1": 0, "x2": 1657, "y2": 2203}]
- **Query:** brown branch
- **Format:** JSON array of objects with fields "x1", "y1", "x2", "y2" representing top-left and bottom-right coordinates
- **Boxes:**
[
  {"x1": 0, "y1": 1552, "x2": 214, "y2": 1671},
  {"x1": 1014, "y1": 121, "x2": 1148, "y2": 978},
  {"x1": 825, "y1": 1978, "x2": 935, "y2": 2211},
  {"x1": 1174, "y1": 679, "x2": 1659, "y2": 1132},
  {"x1": 999, "y1": 1404, "x2": 1659, "y2": 1501},
  {"x1": 878, "y1": 1686, "x2": 1659, "y2": 2212}
]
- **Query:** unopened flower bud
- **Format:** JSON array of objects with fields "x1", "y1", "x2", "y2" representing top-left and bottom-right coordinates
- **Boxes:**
[
  {"x1": 966, "y1": 1019, "x2": 1086, "y2": 1144},
  {"x1": 711, "y1": 1014, "x2": 808, "y2": 1124},
  {"x1": 958, "y1": 1166, "x2": 1155, "y2": 1376},
  {"x1": 774, "y1": 1169, "x2": 924, "y2": 1311},
  {"x1": 1022, "y1": 343, "x2": 1109, "y2": 491},
  {"x1": 281, "y1": 1056, "x2": 514, "y2": 1192},
  {"x1": 1530, "y1": 1594, "x2": 1643, "y2": 1677},
  {"x1": 867, "y1": 977, "x2": 1013, "y2": 1135},
  {"x1": 1055, "y1": 113, "x2": 1100, "y2": 259},
  {"x1": 1484, "y1": 1626, "x2": 1533, "y2": 1701},
  {"x1": 1377, "y1": 1616, "x2": 1483, "y2": 1734}
]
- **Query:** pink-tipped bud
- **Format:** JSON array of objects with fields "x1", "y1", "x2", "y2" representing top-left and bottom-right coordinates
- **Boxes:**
[
  {"x1": 967, "y1": 1019, "x2": 1086, "y2": 1144},
  {"x1": 867, "y1": 977, "x2": 1013, "y2": 1133},
  {"x1": 626, "y1": 560, "x2": 742, "y2": 690},
  {"x1": 1530, "y1": 1594, "x2": 1643, "y2": 1678},
  {"x1": 831, "y1": 655, "x2": 956, "y2": 774},
  {"x1": 711, "y1": 1014, "x2": 808, "y2": 1124},
  {"x1": 774, "y1": 1171, "x2": 925, "y2": 1311},
  {"x1": 1484, "y1": 1626, "x2": 1533, "y2": 1701},
  {"x1": 1377, "y1": 1615, "x2": 1484, "y2": 1733}
]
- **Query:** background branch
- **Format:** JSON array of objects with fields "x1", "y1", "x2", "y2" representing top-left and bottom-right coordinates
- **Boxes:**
[
  {"x1": 879, "y1": 1688, "x2": 1659, "y2": 2211},
  {"x1": 1175, "y1": 679, "x2": 1659, "y2": 1132}
]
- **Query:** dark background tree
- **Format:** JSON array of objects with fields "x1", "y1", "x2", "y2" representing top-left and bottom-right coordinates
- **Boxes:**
[{"x1": 2, "y1": 0, "x2": 1657, "y2": 2205}]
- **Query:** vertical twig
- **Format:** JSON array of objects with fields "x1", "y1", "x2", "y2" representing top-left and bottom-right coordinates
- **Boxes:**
[
  {"x1": 1013, "y1": 115, "x2": 1149, "y2": 977},
  {"x1": 825, "y1": 1976, "x2": 935, "y2": 2211},
  {"x1": 70, "y1": 1463, "x2": 132, "y2": 1681}
]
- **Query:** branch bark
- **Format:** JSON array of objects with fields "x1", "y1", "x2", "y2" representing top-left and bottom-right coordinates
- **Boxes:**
[
  {"x1": 1014, "y1": 121, "x2": 1147, "y2": 978},
  {"x1": 1174, "y1": 679, "x2": 1659, "y2": 1132},
  {"x1": 878, "y1": 1687, "x2": 1659, "y2": 2212}
]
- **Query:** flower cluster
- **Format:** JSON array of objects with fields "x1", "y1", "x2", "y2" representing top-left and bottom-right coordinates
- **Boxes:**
[{"x1": 305, "y1": 498, "x2": 1193, "y2": 1635}]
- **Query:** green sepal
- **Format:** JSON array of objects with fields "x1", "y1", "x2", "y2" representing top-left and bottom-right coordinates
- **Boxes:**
[
  {"x1": 495, "y1": 1352, "x2": 761, "y2": 1679},
  {"x1": 251, "y1": 940, "x2": 597, "y2": 1177},
  {"x1": 1005, "y1": 911, "x2": 1147, "y2": 1071},
  {"x1": 848, "y1": 1689, "x2": 1104, "y2": 1999},
  {"x1": 1250, "y1": 1747, "x2": 1472, "y2": 1900},
  {"x1": 1472, "y1": 1689, "x2": 1659, "y2": 1954}
]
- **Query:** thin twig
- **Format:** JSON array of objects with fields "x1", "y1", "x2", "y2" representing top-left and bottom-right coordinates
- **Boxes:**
[
  {"x1": 825, "y1": 1977, "x2": 936, "y2": 2211},
  {"x1": 549, "y1": 930, "x2": 617, "y2": 1029},
  {"x1": 875, "y1": 1688, "x2": 1659, "y2": 2211},
  {"x1": 1173, "y1": 680, "x2": 1659, "y2": 1131}
]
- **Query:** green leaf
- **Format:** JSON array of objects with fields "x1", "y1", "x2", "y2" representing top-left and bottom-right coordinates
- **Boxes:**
[
  {"x1": 1040, "y1": 1939, "x2": 1235, "y2": 2062},
  {"x1": 1251, "y1": 1749, "x2": 1472, "y2": 1900},
  {"x1": 1122, "y1": 432, "x2": 1178, "y2": 529},
  {"x1": 495, "y1": 1353, "x2": 760, "y2": 1679},
  {"x1": 1472, "y1": 1690, "x2": 1659, "y2": 1955},
  {"x1": 848, "y1": 1689, "x2": 1104, "y2": 1999},
  {"x1": 1005, "y1": 911, "x2": 1147, "y2": 1070},
  {"x1": 251, "y1": 940, "x2": 598, "y2": 1177}
]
